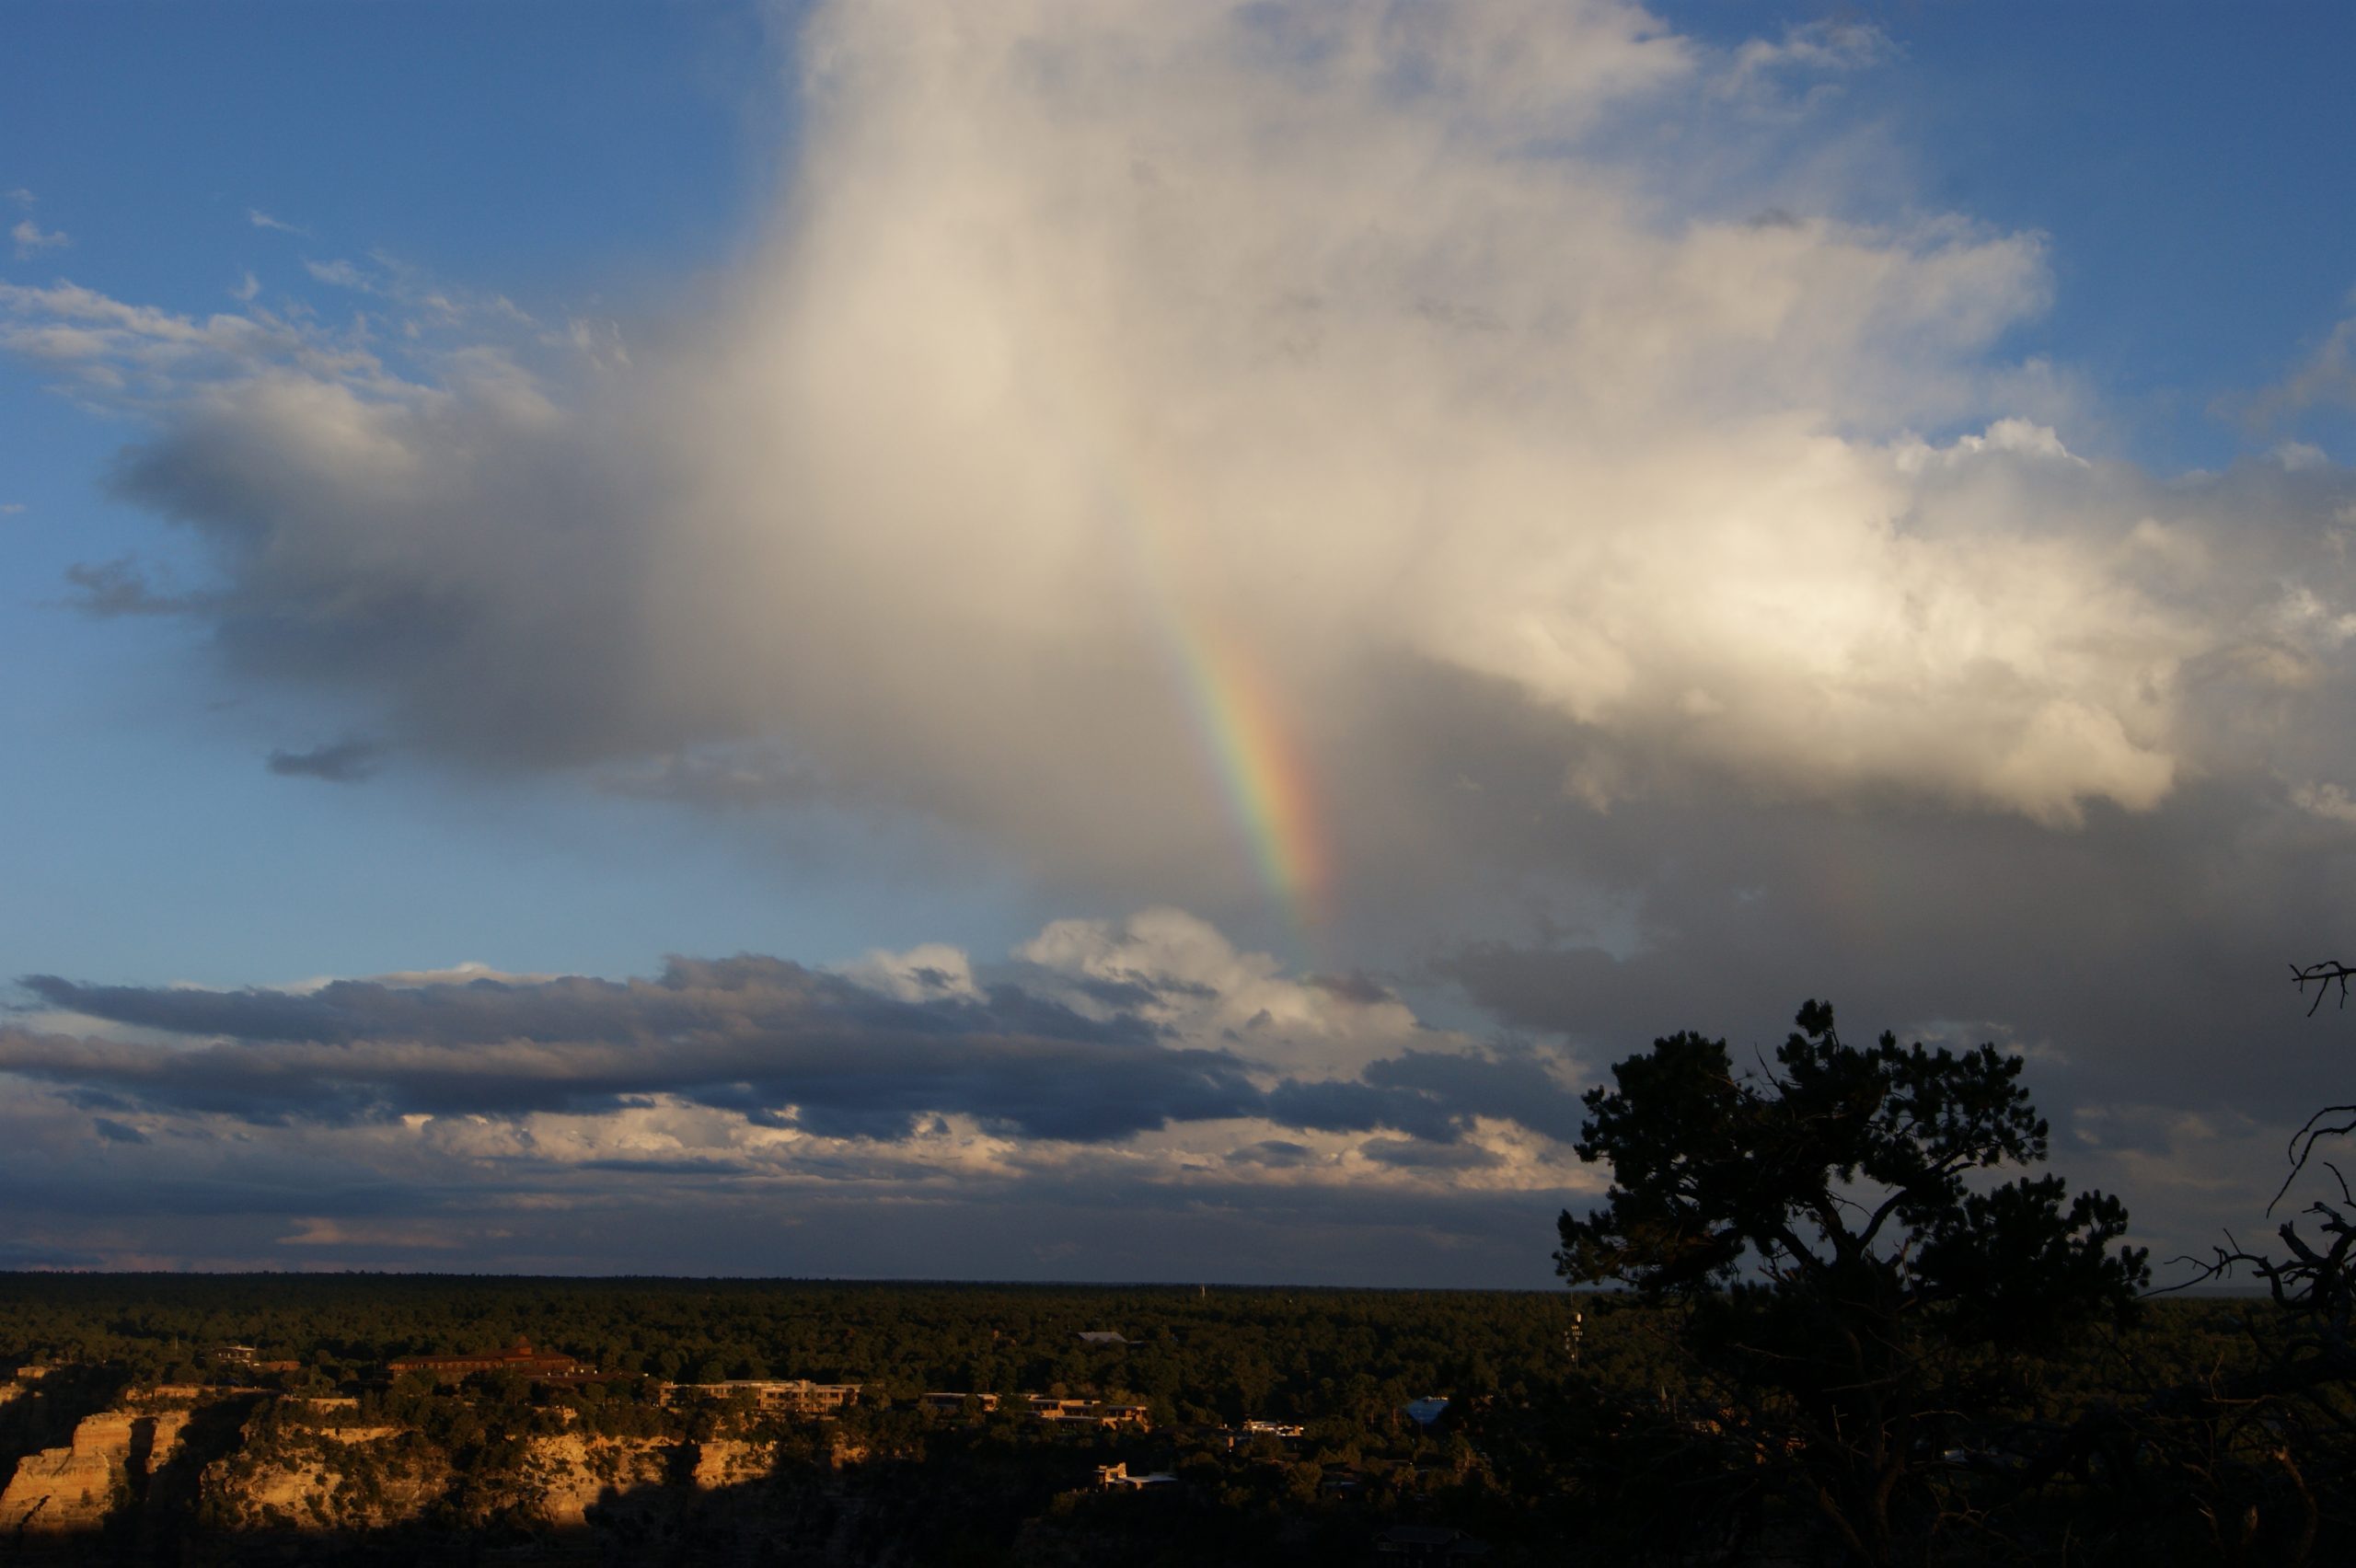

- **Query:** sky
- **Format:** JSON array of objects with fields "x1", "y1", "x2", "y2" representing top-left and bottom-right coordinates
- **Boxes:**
[{"x1": 2, "y1": 0, "x2": 2352, "y2": 1286}]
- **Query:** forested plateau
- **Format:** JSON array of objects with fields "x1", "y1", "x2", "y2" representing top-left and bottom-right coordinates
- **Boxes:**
[{"x1": 0, "y1": 1274, "x2": 2316, "y2": 1565}]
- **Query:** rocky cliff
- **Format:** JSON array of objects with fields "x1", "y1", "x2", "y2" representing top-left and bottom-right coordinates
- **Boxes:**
[
  {"x1": 690, "y1": 1436, "x2": 766, "y2": 1491},
  {"x1": 189, "y1": 1412, "x2": 760, "y2": 1536},
  {"x1": 519, "y1": 1431, "x2": 674, "y2": 1528},
  {"x1": 0, "y1": 1399, "x2": 214, "y2": 1537},
  {"x1": 0, "y1": 1410, "x2": 135, "y2": 1533},
  {"x1": 0, "y1": 1388, "x2": 982, "y2": 1564},
  {"x1": 202, "y1": 1422, "x2": 449, "y2": 1532}
]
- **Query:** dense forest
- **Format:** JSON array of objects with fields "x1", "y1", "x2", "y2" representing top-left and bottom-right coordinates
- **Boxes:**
[
  {"x1": 0, "y1": 1272, "x2": 2330, "y2": 1565},
  {"x1": 0, "y1": 1274, "x2": 1592, "y2": 1418}
]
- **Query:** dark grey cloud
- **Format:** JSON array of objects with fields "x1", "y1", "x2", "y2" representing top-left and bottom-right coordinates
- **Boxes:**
[
  {"x1": 0, "y1": 932, "x2": 1600, "y2": 1283},
  {"x1": 59, "y1": 557, "x2": 205, "y2": 617},
  {"x1": 0, "y1": 1121, "x2": 1576, "y2": 1283},
  {"x1": 3, "y1": 955, "x2": 1554, "y2": 1147},
  {"x1": 0, "y1": 1153, "x2": 453, "y2": 1223},
  {"x1": 1247, "y1": 1050, "x2": 1588, "y2": 1147},
  {"x1": 1433, "y1": 773, "x2": 2356, "y2": 1129},
  {"x1": 3, "y1": 971, "x2": 1233, "y2": 1141},
  {"x1": 1359, "y1": 1136, "x2": 1504, "y2": 1171},
  {"x1": 265, "y1": 739, "x2": 382, "y2": 782},
  {"x1": 1402, "y1": 757, "x2": 2356, "y2": 1271},
  {"x1": 595, "y1": 744, "x2": 817, "y2": 809},
  {"x1": 573, "y1": 1157, "x2": 753, "y2": 1178},
  {"x1": 1263, "y1": 1080, "x2": 1471, "y2": 1145},
  {"x1": 1309, "y1": 970, "x2": 1400, "y2": 1007},
  {"x1": 99, "y1": 381, "x2": 714, "y2": 776},
  {"x1": 0, "y1": 1239, "x2": 108, "y2": 1269}
]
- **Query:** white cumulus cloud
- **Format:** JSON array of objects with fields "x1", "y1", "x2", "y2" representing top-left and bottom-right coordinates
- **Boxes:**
[{"x1": 0, "y1": 0, "x2": 2350, "y2": 918}]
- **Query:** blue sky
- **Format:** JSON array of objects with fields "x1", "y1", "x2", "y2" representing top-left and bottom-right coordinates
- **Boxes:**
[
  {"x1": 2, "y1": 0, "x2": 2352, "y2": 1283},
  {"x1": 1771, "y1": 2, "x2": 2350, "y2": 468},
  {"x1": 2, "y1": 1, "x2": 851, "y2": 986}
]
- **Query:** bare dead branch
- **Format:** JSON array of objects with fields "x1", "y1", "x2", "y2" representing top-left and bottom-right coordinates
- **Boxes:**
[
  {"x1": 2292, "y1": 961, "x2": 2356, "y2": 1016},
  {"x1": 2271, "y1": 1103, "x2": 2356, "y2": 1215}
]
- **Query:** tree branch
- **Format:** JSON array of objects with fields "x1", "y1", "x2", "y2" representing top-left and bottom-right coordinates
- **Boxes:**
[{"x1": 2291, "y1": 960, "x2": 2356, "y2": 1017}]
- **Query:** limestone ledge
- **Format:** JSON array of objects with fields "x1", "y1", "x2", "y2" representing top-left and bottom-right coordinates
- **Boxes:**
[
  {"x1": 0, "y1": 1407, "x2": 179, "y2": 1533},
  {"x1": 3, "y1": 1397, "x2": 787, "y2": 1537}
]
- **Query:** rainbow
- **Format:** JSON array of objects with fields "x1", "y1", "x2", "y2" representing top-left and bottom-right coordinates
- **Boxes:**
[
  {"x1": 1094, "y1": 435, "x2": 1334, "y2": 942},
  {"x1": 1160, "y1": 611, "x2": 1334, "y2": 938}
]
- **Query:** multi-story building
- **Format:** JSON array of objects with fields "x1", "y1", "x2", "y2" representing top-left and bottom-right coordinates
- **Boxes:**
[
  {"x1": 1027, "y1": 1396, "x2": 1150, "y2": 1429},
  {"x1": 661, "y1": 1379, "x2": 861, "y2": 1415},
  {"x1": 387, "y1": 1338, "x2": 593, "y2": 1384},
  {"x1": 920, "y1": 1391, "x2": 1001, "y2": 1413},
  {"x1": 918, "y1": 1391, "x2": 1147, "y2": 1427}
]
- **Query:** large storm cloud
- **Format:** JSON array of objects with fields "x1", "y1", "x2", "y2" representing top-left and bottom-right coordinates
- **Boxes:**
[
  {"x1": 8, "y1": 0, "x2": 2347, "y2": 917},
  {"x1": 3, "y1": 0, "x2": 2353, "y2": 1279}
]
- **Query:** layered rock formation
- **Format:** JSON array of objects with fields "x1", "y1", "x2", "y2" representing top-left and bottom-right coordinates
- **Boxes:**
[
  {"x1": 690, "y1": 1437, "x2": 766, "y2": 1491},
  {"x1": 0, "y1": 1390, "x2": 861, "y2": 1560},
  {"x1": 0, "y1": 1410, "x2": 134, "y2": 1533},
  {"x1": 202, "y1": 1424, "x2": 448, "y2": 1531},
  {"x1": 521, "y1": 1432, "x2": 673, "y2": 1528}
]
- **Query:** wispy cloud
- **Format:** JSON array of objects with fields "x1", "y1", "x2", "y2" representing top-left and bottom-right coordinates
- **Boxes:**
[
  {"x1": 265, "y1": 739, "x2": 383, "y2": 783},
  {"x1": 246, "y1": 206, "x2": 307, "y2": 236},
  {"x1": 0, "y1": 277, "x2": 417, "y2": 401},
  {"x1": 596, "y1": 744, "x2": 815, "y2": 810},
  {"x1": 10, "y1": 217, "x2": 68, "y2": 259},
  {"x1": 302, "y1": 256, "x2": 372, "y2": 291},
  {"x1": 58, "y1": 558, "x2": 202, "y2": 617},
  {"x1": 278, "y1": 1216, "x2": 462, "y2": 1250},
  {"x1": 1720, "y1": 18, "x2": 1891, "y2": 95},
  {"x1": 2225, "y1": 314, "x2": 2356, "y2": 430}
]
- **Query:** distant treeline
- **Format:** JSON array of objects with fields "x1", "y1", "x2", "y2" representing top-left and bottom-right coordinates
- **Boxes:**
[
  {"x1": 0, "y1": 1274, "x2": 1618, "y2": 1424},
  {"x1": 0, "y1": 1273, "x2": 2270, "y2": 1415}
]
